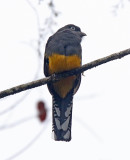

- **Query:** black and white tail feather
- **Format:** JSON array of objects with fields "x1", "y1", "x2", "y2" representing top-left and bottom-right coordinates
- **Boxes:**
[{"x1": 52, "y1": 91, "x2": 74, "y2": 141}]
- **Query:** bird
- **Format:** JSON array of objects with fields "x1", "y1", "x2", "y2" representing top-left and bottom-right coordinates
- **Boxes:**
[{"x1": 44, "y1": 24, "x2": 86, "y2": 141}]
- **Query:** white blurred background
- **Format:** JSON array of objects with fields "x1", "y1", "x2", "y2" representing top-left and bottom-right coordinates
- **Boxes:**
[{"x1": 0, "y1": 0, "x2": 130, "y2": 159}]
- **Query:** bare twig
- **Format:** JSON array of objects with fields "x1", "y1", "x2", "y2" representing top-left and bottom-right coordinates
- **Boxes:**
[
  {"x1": 0, "y1": 115, "x2": 36, "y2": 130},
  {"x1": 5, "y1": 119, "x2": 50, "y2": 160},
  {"x1": 0, "y1": 48, "x2": 130, "y2": 99}
]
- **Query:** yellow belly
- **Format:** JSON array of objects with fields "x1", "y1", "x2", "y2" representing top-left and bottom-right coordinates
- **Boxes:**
[
  {"x1": 48, "y1": 53, "x2": 81, "y2": 98},
  {"x1": 49, "y1": 53, "x2": 81, "y2": 74}
]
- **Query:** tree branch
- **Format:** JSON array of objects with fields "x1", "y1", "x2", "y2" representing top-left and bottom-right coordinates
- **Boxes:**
[{"x1": 0, "y1": 48, "x2": 130, "y2": 99}]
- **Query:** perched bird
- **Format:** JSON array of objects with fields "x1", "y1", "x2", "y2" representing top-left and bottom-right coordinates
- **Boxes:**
[{"x1": 44, "y1": 24, "x2": 86, "y2": 141}]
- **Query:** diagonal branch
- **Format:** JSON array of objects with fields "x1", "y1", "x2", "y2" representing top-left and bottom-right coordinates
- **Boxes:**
[{"x1": 0, "y1": 48, "x2": 130, "y2": 99}]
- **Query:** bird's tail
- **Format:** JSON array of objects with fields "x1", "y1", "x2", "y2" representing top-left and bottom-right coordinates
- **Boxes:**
[{"x1": 52, "y1": 92, "x2": 73, "y2": 141}]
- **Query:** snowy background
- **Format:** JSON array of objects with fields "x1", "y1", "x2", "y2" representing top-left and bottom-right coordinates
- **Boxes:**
[{"x1": 0, "y1": 0, "x2": 130, "y2": 159}]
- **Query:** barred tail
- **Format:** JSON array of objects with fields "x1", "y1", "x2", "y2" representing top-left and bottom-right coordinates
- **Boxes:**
[{"x1": 52, "y1": 92, "x2": 73, "y2": 141}]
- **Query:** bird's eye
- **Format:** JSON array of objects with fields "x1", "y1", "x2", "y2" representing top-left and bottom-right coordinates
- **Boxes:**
[{"x1": 70, "y1": 26, "x2": 75, "y2": 30}]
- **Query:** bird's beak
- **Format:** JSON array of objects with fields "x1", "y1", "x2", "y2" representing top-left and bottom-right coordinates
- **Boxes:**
[{"x1": 80, "y1": 32, "x2": 87, "y2": 37}]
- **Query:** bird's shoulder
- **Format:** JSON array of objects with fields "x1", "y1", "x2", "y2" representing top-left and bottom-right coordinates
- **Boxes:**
[{"x1": 46, "y1": 30, "x2": 80, "y2": 48}]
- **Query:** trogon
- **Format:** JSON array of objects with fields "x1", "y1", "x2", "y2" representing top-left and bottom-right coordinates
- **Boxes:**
[{"x1": 44, "y1": 24, "x2": 86, "y2": 141}]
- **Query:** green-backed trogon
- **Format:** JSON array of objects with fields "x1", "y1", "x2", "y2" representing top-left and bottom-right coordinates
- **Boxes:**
[{"x1": 44, "y1": 24, "x2": 86, "y2": 141}]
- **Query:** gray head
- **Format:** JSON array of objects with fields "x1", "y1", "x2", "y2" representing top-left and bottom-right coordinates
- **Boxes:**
[
  {"x1": 56, "y1": 24, "x2": 86, "y2": 38},
  {"x1": 45, "y1": 24, "x2": 86, "y2": 56}
]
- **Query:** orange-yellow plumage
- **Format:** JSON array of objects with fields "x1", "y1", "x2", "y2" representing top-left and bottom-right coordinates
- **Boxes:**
[
  {"x1": 48, "y1": 53, "x2": 81, "y2": 98},
  {"x1": 48, "y1": 53, "x2": 81, "y2": 74}
]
